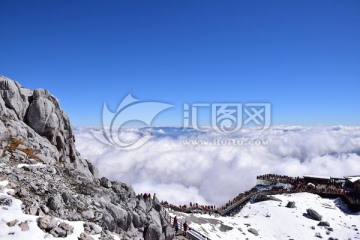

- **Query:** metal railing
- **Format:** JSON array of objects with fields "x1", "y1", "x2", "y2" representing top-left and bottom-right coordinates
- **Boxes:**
[{"x1": 162, "y1": 207, "x2": 211, "y2": 240}]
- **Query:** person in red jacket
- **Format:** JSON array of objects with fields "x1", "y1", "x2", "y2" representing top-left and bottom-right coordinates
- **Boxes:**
[{"x1": 183, "y1": 221, "x2": 188, "y2": 236}]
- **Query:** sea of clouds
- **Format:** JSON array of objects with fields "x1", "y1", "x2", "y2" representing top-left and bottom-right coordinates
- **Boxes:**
[{"x1": 74, "y1": 126, "x2": 360, "y2": 206}]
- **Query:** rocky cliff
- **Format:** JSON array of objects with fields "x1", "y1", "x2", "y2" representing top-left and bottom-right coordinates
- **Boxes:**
[{"x1": 0, "y1": 75, "x2": 174, "y2": 239}]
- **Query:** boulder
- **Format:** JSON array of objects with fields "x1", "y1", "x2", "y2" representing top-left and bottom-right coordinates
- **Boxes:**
[
  {"x1": 0, "y1": 76, "x2": 30, "y2": 120},
  {"x1": 79, "y1": 232, "x2": 95, "y2": 240},
  {"x1": 286, "y1": 201, "x2": 296, "y2": 208},
  {"x1": 107, "y1": 204, "x2": 131, "y2": 231},
  {"x1": 144, "y1": 223, "x2": 161, "y2": 240},
  {"x1": 248, "y1": 228, "x2": 259, "y2": 236},
  {"x1": 7, "y1": 219, "x2": 18, "y2": 227},
  {"x1": 100, "y1": 177, "x2": 112, "y2": 188},
  {"x1": 0, "y1": 196, "x2": 12, "y2": 206},
  {"x1": 47, "y1": 194, "x2": 63, "y2": 211},
  {"x1": 58, "y1": 222, "x2": 74, "y2": 235},
  {"x1": 37, "y1": 216, "x2": 58, "y2": 231},
  {"x1": 318, "y1": 221, "x2": 330, "y2": 227},
  {"x1": 19, "y1": 222, "x2": 29, "y2": 231},
  {"x1": 82, "y1": 210, "x2": 95, "y2": 220},
  {"x1": 307, "y1": 209, "x2": 322, "y2": 221},
  {"x1": 50, "y1": 226, "x2": 67, "y2": 238},
  {"x1": 84, "y1": 222, "x2": 102, "y2": 235},
  {"x1": 162, "y1": 225, "x2": 175, "y2": 240}
]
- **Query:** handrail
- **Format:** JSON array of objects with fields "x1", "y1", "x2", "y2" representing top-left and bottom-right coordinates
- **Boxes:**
[{"x1": 162, "y1": 207, "x2": 211, "y2": 240}]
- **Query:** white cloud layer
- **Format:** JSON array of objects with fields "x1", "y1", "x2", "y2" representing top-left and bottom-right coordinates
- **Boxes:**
[{"x1": 74, "y1": 126, "x2": 360, "y2": 206}]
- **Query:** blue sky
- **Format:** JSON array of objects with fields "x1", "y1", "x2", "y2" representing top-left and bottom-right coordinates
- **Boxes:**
[{"x1": 0, "y1": 0, "x2": 359, "y2": 126}]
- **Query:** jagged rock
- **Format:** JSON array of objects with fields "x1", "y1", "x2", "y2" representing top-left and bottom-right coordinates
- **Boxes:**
[
  {"x1": 111, "y1": 182, "x2": 136, "y2": 201},
  {"x1": 100, "y1": 177, "x2": 112, "y2": 188},
  {"x1": 79, "y1": 232, "x2": 95, "y2": 240},
  {"x1": 28, "y1": 204, "x2": 39, "y2": 215},
  {"x1": 50, "y1": 226, "x2": 67, "y2": 238},
  {"x1": 162, "y1": 225, "x2": 175, "y2": 240},
  {"x1": 0, "y1": 76, "x2": 30, "y2": 120},
  {"x1": 144, "y1": 223, "x2": 162, "y2": 240},
  {"x1": 58, "y1": 222, "x2": 74, "y2": 235},
  {"x1": 37, "y1": 216, "x2": 58, "y2": 231},
  {"x1": 99, "y1": 231, "x2": 115, "y2": 240},
  {"x1": 47, "y1": 194, "x2": 63, "y2": 211},
  {"x1": 82, "y1": 210, "x2": 95, "y2": 220},
  {"x1": 27, "y1": 89, "x2": 62, "y2": 145},
  {"x1": 0, "y1": 76, "x2": 173, "y2": 239},
  {"x1": 286, "y1": 201, "x2": 296, "y2": 208},
  {"x1": 132, "y1": 212, "x2": 143, "y2": 228},
  {"x1": 153, "y1": 200, "x2": 162, "y2": 212},
  {"x1": 107, "y1": 204, "x2": 132, "y2": 231},
  {"x1": 84, "y1": 222, "x2": 102, "y2": 235},
  {"x1": 248, "y1": 228, "x2": 259, "y2": 236},
  {"x1": 307, "y1": 209, "x2": 322, "y2": 221},
  {"x1": 0, "y1": 196, "x2": 12, "y2": 206},
  {"x1": 149, "y1": 209, "x2": 161, "y2": 227},
  {"x1": 18, "y1": 221, "x2": 29, "y2": 231},
  {"x1": 7, "y1": 219, "x2": 18, "y2": 227},
  {"x1": 41, "y1": 204, "x2": 50, "y2": 214},
  {"x1": 2, "y1": 167, "x2": 12, "y2": 175}
]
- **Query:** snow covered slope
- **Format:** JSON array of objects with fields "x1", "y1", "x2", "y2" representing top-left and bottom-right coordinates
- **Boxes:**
[
  {"x1": 169, "y1": 193, "x2": 360, "y2": 240},
  {"x1": 0, "y1": 179, "x2": 118, "y2": 239}
]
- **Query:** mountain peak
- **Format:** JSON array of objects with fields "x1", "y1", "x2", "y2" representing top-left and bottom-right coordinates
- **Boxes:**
[{"x1": 0, "y1": 75, "x2": 175, "y2": 239}]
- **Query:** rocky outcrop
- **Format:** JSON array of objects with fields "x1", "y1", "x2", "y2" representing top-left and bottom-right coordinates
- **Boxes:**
[{"x1": 0, "y1": 75, "x2": 174, "y2": 239}]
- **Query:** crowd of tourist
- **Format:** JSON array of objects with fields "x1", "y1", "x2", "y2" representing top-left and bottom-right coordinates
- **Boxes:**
[
  {"x1": 218, "y1": 174, "x2": 359, "y2": 215},
  {"x1": 159, "y1": 174, "x2": 360, "y2": 217},
  {"x1": 161, "y1": 201, "x2": 217, "y2": 214},
  {"x1": 257, "y1": 174, "x2": 298, "y2": 184},
  {"x1": 137, "y1": 193, "x2": 157, "y2": 201}
]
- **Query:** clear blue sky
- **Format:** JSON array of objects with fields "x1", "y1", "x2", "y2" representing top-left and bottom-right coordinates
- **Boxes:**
[{"x1": 1, "y1": 0, "x2": 359, "y2": 126}]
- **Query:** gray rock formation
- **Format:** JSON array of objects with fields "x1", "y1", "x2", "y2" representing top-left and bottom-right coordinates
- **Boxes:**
[
  {"x1": 286, "y1": 201, "x2": 296, "y2": 208},
  {"x1": 18, "y1": 221, "x2": 29, "y2": 231},
  {"x1": 0, "y1": 196, "x2": 12, "y2": 206},
  {"x1": 248, "y1": 228, "x2": 259, "y2": 236},
  {"x1": 0, "y1": 75, "x2": 174, "y2": 239},
  {"x1": 7, "y1": 219, "x2": 18, "y2": 227},
  {"x1": 318, "y1": 221, "x2": 330, "y2": 227},
  {"x1": 307, "y1": 208, "x2": 323, "y2": 221}
]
